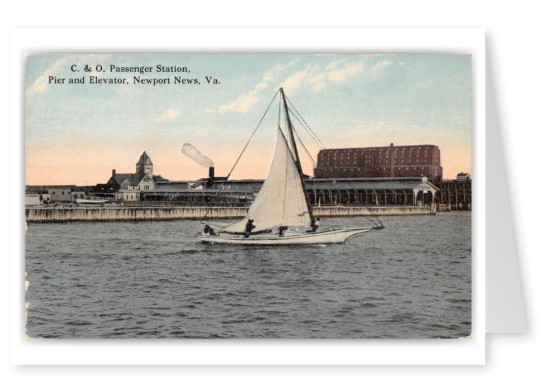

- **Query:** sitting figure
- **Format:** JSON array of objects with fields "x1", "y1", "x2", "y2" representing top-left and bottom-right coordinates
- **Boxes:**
[
  {"x1": 203, "y1": 224, "x2": 216, "y2": 236},
  {"x1": 308, "y1": 218, "x2": 320, "y2": 233},
  {"x1": 278, "y1": 226, "x2": 288, "y2": 237},
  {"x1": 244, "y1": 219, "x2": 255, "y2": 238}
]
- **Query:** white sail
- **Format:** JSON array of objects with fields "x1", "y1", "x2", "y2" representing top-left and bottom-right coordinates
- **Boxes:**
[{"x1": 224, "y1": 127, "x2": 312, "y2": 233}]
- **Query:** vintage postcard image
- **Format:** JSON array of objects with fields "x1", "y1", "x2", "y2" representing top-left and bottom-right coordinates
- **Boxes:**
[{"x1": 24, "y1": 54, "x2": 472, "y2": 338}]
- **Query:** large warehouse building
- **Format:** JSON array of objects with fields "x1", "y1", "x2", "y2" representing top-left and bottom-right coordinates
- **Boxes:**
[{"x1": 314, "y1": 143, "x2": 443, "y2": 182}]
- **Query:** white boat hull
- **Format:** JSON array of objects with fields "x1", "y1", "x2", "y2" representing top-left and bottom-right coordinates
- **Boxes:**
[{"x1": 197, "y1": 227, "x2": 374, "y2": 245}]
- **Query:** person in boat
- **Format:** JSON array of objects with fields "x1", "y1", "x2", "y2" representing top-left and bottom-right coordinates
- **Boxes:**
[
  {"x1": 203, "y1": 224, "x2": 216, "y2": 236},
  {"x1": 310, "y1": 218, "x2": 320, "y2": 233},
  {"x1": 244, "y1": 219, "x2": 255, "y2": 238},
  {"x1": 278, "y1": 226, "x2": 288, "y2": 237}
]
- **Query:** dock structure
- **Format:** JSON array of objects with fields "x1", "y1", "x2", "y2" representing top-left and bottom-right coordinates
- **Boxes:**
[
  {"x1": 138, "y1": 177, "x2": 440, "y2": 208},
  {"x1": 25, "y1": 176, "x2": 441, "y2": 223},
  {"x1": 135, "y1": 176, "x2": 467, "y2": 212},
  {"x1": 305, "y1": 177, "x2": 438, "y2": 207},
  {"x1": 25, "y1": 205, "x2": 432, "y2": 223},
  {"x1": 434, "y1": 179, "x2": 472, "y2": 211}
]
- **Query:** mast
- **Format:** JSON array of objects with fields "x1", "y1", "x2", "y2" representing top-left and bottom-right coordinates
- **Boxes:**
[
  {"x1": 280, "y1": 88, "x2": 302, "y2": 170},
  {"x1": 279, "y1": 88, "x2": 315, "y2": 226}
]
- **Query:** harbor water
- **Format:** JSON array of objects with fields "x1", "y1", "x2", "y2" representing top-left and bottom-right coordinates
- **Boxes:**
[{"x1": 25, "y1": 212, "x2": 471, "y2": 338}]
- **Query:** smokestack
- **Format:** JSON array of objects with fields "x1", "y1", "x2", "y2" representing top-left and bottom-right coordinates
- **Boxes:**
[
  {"x1": 112, "y1": 169, "x2": 116, "y2": 177},
  {"x1": 207, "y1": 166, "x2": 215, "y2": 188},
  {"x1": 390, "y1": 143, "x2": 395, "y2": 178}
]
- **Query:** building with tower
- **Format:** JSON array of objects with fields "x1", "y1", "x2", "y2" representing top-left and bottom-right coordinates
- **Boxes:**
[
  {"x1": 136, "y1": 150, "x2": 153, "y2": 175},
  {"x1": 93, "y1": 151, "x2": 169, "y2": 201}
]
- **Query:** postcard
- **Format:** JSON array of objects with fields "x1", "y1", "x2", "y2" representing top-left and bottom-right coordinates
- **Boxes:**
[{"x1": 24, "y1": 53, "x2": 473, "y2": 340}]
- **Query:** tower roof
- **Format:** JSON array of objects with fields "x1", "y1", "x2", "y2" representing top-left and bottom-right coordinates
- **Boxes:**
[{"x1": 137, "y1": 151, "x2": 153, "y2": 165}]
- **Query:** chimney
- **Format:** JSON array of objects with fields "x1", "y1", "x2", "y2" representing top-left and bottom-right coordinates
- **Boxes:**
[
  {"x1": 112, "y1": 169, "x2": 116, "y2": 177},
  {"x1": 389, "y1": 143, "x2": 395, "y2": 178},
  {"x1": 207, "y1": 166, "x2": 215, "y2": 188}
]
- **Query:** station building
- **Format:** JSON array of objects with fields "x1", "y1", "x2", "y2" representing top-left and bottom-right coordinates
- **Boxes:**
[{"x1": 93, "y1": 151, "x2": 169, "y2": 201}]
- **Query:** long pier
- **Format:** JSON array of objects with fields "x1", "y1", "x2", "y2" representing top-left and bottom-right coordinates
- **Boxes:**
[{"x1": 25, "y1": 205, "x2": 432, "y2": 223}]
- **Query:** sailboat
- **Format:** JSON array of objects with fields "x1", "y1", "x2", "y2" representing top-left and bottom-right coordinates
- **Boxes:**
[{"x1": 197, "y1": 88, "x2": 383, "y2": 245}]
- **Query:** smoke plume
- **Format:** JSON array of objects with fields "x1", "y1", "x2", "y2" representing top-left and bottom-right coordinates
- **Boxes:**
[{"x1": 181, "y1": 143, "x2": 214, "y2": 167}]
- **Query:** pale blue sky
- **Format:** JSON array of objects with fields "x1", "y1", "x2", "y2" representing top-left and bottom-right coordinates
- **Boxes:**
[{"x1": 25, "y1": 54, "x2": 471, "y2": 184}]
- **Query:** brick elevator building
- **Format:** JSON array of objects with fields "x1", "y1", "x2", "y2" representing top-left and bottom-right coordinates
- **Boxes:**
[{"x1": 314, "y1": 143, "x2": 443, "y2": 181}]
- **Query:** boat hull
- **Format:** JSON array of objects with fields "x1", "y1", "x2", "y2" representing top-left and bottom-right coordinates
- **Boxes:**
[{"x1": 197, "y1": 227, "x2": 373, "y2": 245}]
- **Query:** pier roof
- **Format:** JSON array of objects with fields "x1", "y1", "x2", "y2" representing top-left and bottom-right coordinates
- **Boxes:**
[
  {"x1": 305, "y1": 180, "x2": 438, "y2": 192},
  {"x1": 149, "y1": 177, "x2": 438, "y2": 194}
]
